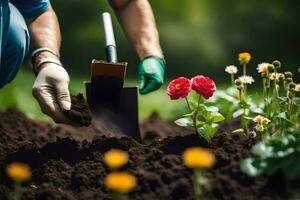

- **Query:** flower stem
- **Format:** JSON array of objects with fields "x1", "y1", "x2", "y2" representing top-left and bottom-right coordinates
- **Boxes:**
[
  {"x1": 193, "y1": 169, "x2": 202, "y2": 200},
  {"x1": 231, "y1": 74, "x2": 234, "y2": 87},
  {"x1": 193, "y1": 96, "x2": 202, "y2": 135},
  {"x1": 14, "y1": 182, "x2": 22, "y2": 200},
  {"x1": 185, "y1": 97, "x2": 192, "y2": 113},
  {"x1": 243, "y1": 64, "x2": 247, "y2": 95},
  {"x1": 112, "y1": 192, "x2": 122, "y2": 200}
]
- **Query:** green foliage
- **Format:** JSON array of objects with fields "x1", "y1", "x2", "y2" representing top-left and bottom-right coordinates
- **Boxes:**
[
  {"x1": 175, "y1": 97, "x2": 225, "y2": 143},
  {"x1": 241, "y1": 131, "x2": 300, "y2": 180}
]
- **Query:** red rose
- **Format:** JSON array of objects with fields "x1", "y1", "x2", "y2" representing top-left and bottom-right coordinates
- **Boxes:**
[
  {"x1": 191, "y1": 75, "x2": 216, "y2": 99},
  {"x1": 167, "y1": 77, "x2": 192, "y2": 100}
]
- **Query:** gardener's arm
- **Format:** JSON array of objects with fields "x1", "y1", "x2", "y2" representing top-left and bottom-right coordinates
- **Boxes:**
[
  {"x1": 27, "y1": 5, "x2": 71, "y2": 123},
  {"x1": 109, "y1": 0, "x2": 165, "y2": 94}
]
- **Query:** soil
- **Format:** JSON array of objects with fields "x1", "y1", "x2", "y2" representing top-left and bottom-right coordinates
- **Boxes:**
[
  {"x1": 0, "y1": 110, "x2": 289, "y2": 200},
  {"x1": 64, "y1": 94, "x2": 92, "y2": 126}
]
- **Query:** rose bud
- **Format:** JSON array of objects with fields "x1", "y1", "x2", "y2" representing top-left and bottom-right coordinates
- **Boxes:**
[
  {"x1": 167, "y1": 77, "x2": 192, "y2": 100},
  {"x1": 191, "y1": 75, "x2": 216, "y2": 99}
]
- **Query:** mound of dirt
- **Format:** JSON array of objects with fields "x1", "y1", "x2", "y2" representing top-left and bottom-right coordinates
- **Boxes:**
[
  {"x1": 0, "y1": 110, "x2": 287, "y2": 200},
  {"x1": 64, "y1": 94, "x2": 92, "y2": 126}
]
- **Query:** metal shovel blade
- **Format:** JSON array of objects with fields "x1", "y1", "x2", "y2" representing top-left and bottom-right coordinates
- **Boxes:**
[{"x1": 85, "y1": 59, "x2": 141, "y2": 141}]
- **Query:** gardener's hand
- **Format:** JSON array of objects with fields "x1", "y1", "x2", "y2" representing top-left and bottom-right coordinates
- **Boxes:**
[
  {"x1": 32, "y1": 62, "x2": 71, "y2": 124},
  {"x1": 139, "y1": 56, "x2": 165, "y2": 94}
]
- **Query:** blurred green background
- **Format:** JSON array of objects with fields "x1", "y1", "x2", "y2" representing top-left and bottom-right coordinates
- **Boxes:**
[{"x1": 1, "y1": 0, "x2": 300, "y2": 122}]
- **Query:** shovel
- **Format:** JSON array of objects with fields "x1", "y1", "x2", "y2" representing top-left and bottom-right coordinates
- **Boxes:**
[{"x1": 84, "y1": 12, "x2": 141, "y2": 141}]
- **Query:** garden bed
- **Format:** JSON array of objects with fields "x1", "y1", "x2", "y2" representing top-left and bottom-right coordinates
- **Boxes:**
[{"x1": 0, "y1": 109, "x2": 287, "y2": 200}]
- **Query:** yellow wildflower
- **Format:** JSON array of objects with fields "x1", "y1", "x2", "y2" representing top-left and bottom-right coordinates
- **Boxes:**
[
  {"x1": 182, "y1": 147, "x2": 215, "y2": 169},
  {"x1": 238, "y1": 52, "x2": 251, "y2": 64},
  {"x1": 104, "y1": 149, "x2": 128, "y2": 169},
  {"x1": 6, "y1": 162, "x2": 31, "y2": 182},
  {"x1": 105, "y1": 172, "x2": 137, "y2": 193},
  {"x1": 253, "y1": 115, "x2": 264, "y2": 123},
  {"x1": 255, "y1": 124, "x2": 265, "y2": 132}
]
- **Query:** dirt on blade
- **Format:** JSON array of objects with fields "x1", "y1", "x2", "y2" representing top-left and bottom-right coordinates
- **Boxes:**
[
  {"x1": 0, "y1": 110, "x2": 288, "y2": 200},
  {"x1": 64, "y1": 94, "x2": 92, "y2": 126}
]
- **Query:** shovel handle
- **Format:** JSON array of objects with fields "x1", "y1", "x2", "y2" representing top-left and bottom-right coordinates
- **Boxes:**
[{"x1": 102, "y1": 12, "x2": 117, "y2": 63}]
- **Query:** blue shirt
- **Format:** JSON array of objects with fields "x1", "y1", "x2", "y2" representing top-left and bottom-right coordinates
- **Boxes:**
[
  {"x1": 0, "y1": 0, "x2": 49, "y2": 87},
  {"x1": 10, "y1": 0, "x2": 50, "y2": 19}
]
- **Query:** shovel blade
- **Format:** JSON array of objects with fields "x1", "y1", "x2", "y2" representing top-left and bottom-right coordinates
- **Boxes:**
[{"x1": 85, "y1": 59, "x2": 141, "y2": 141}]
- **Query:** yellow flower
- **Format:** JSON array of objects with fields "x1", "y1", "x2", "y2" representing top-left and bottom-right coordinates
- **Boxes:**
[
  {"x1": 255, "y1": 124, "x2": 264, "y2": 132},
  {"x1": 105, "y1": 172, "x2": 137, "y2": 193},
  {"x1": 261, "y1": 117, "x2": 271, "y2": 124},
  {"x1": 6, "y1": 162, "x2": 31, "y2": 182},
  {"x1": 238, "y1": 52, "x2": 251, "y2": 64},
  {"x1": 182, "y1": 147, "x2": 215, "y2": 169},
  {"x1": 253, "y1": 115, "x2": 264, "y2": 123},
  {"x1": 104, "y1": 149, "x2": 128, "y2": 169}
]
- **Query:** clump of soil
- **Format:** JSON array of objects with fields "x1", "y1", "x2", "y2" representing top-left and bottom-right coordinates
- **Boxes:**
[
  {"x1": 64, "y1": 94, "x2": 92, "y2": 126},
  {"x1": 0, "y1": 110, "x2": 289, "y2": 200}
]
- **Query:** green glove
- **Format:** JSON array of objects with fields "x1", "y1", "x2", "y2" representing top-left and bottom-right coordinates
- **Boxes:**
[{"x1": 138, "y1": 56, "x2": 165, "y2": 94}]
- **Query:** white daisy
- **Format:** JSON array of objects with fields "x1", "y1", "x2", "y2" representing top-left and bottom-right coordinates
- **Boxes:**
[
  {"x1": 225, "y1": 65, "x2": 238, "y2": 74},
  {"x1": 257, "y1": 63, "x2": 269, "y2": 73},
  {"x1": 238, "y1": 75, "x2": 255, "y2": 85}
]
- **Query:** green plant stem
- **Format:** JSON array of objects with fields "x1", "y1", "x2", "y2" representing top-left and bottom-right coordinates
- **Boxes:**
[
  {"x1": 193, "y1": 96, "x2": 202, "y2": 135},
  {"x1": 112, "y1": 192, "x2": 122, "y2": 200},
  {"x1": 231, "y1": 74, "x2": 234, "y2": 87},
  {"x1": 193, "y1": 169, "x2": 202, "y2": 200},
  {"x1": 243, "y1": 64, "x2": 247, "y2": 95},
  {"x1": 238, "y1": 89, "x2": 249, "y2": 136},
  {"x1": 14, "y1": 182, "x2": 22, "y2": 200},
  {"x1": 185, "y1": 97, "x2": 192, "y2": 112}
]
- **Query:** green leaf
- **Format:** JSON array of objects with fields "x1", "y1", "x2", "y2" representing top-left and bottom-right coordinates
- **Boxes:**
[
  {"x1": 197, "y1": 124, "x2": 217, "y2": 142},
  {"x1": 293, "y1": 97, "x2": 300, "y2": 106},
  {"x1": 207, "y1": 106, "x2": 219, "y2": 112},
  {"x1": 240, "y1": 158, "x2": 267, "y2": 176},
  {"x1": 174, "y1": 117, "x2": 193, "y2": 127},
  {"x1": 211, "y1": 113, "x2": 225, "y2": 122}
]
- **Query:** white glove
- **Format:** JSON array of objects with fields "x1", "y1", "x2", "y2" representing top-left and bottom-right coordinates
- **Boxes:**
[{"x1": 32, "y1": 62, "x2": 71, "y2": 124}]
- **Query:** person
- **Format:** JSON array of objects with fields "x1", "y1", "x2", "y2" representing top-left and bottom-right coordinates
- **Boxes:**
[{"x1": 0, "y1": 0, "x2": 165, "y2": 124}]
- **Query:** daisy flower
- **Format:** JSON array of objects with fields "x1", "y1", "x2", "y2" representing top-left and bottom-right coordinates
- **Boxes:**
[
  {"x1": 225, "y1": 65, "x2": 238, "y2": 74},
  {"x1": 238, "y1": 75, "x2": 255, "y2": 85},
  {"x1": 257, "y1": 63, "x2": 269, "y2": 74}
]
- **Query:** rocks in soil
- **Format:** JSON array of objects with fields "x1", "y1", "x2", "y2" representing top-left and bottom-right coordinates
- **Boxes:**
[
  {"x1": 64, "y1": 94, "x2": 92, "y2": 126},
  {"x1": 0, "y1": 109, "x2": 288, "y2": 200}
]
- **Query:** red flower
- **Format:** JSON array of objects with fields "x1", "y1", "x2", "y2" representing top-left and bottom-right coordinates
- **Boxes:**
[
  {"x1": 167, "y1": 77, "x2": 192, "y2": 100},
  {"x1": 191, "y1": 75, "x2": 216, "y2": 99}
]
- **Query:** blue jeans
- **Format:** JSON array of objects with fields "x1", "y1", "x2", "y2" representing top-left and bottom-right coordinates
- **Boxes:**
[{"x1": 0, "y1": 1, "x2": 30, "y2": 88}]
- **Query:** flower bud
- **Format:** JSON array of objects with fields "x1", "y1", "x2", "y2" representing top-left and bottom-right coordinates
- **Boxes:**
[
  {"x1": 289, "y1": 82, "x2": 296, "y2": 89},
  {"x1": 279, "y1": 73, "x2": 285, "y2": 81},
  {"x1": 284, "y1": 71, "x2": 293, "y2": 78},
  {"x1": 272, "y1": 60, "x2": 281, "y2": 69},
  {"x1": 267, "y1": 64, "x2": 274, "y2": 72},
  {"x1": 286, "y1": 77, "x2": 293, "y2": 83},
  {"x1": 235, "y1": 79, "x2": 242, "y2": 86},
  {"x1": 249, "y1": 131, "x2": 257, "y2": 138}
]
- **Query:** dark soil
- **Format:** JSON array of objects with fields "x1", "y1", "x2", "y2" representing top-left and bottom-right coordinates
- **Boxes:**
[
  {"x1": 0, "y1": 110, "x2": 288, "y2": 200},
  {"x1": 64, "y1": 94, "x2": 92, "y2": 126}
]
